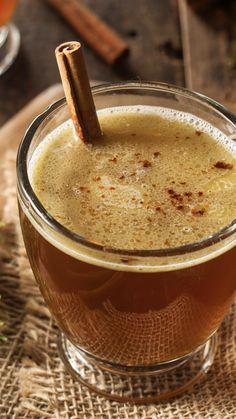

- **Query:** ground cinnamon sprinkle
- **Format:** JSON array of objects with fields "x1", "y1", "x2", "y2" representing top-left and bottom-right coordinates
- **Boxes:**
[
  {"x1": 93, "y1": 176, "x2": 101, "y2": 181},
  {"x1": 109, "y1": 157, "x2": 117, "y2": 163},
  {"x1": 214, "y1": 161, "x2": 233, "y2": 169},
  {"x1": 153, "y1": 151, "x2": 160, "y2": 157},
  {"x1": 172, "y1": 192, "x2": 183, "y2": 202},
  {"x1": 109, "y1": 186, "x2": 116, "y2": 190},
  {"x1": 119, "y1": 175, "x2": 125, "y2": 180},
  {"x1": 195, "y1": 130, "x2": 202, "y2": 136},
  {"x1": 184, "y1": 192, "x2": 192, "y2": 197},
  {"x1": 191, "y1": 207, "x2": 206, "y2": 216},
  {"x1": 168, "y1": 187, "x2": 203, "y2": 209},
  {"x1": 88, "y1": 208, "x2": 96, "y2": 215},
  {"x1": 139, "y1": 160, "x2": 152, "y2": 168},
  {"x1": 155, "y1": 206, "x2": 166, "y2": 214}
]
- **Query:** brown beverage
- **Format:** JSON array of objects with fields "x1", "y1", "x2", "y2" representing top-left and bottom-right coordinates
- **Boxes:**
[{"x1": 19, "y1": 106, "x2": 236, "y2": 366}]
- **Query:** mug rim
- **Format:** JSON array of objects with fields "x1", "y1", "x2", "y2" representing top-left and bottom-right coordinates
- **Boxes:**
[{"x1": 16, "y1": 81, "x2": 236, "y2": 259}]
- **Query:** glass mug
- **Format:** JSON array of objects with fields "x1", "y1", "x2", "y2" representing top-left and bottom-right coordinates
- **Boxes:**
[{"x1": 17, "y1": 82, "x2": 236, "y2": 403}]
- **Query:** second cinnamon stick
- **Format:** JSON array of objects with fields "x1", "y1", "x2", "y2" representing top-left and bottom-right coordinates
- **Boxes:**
[{"x1": 48, "y1": 0, "x2": 129, "y2": 64}]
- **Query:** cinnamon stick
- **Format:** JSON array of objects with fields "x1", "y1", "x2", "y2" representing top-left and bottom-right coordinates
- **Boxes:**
[
  {"x1": 48, "y1": 0, "x2": 129, "y2": 65},
  {"x1": 55, "y1": 41, "x2": 102, "y2": 144}
]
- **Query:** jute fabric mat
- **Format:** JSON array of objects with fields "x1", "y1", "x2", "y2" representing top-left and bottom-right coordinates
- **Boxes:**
[{"x1": 0, "y1": 85, "x2": 235, "y2": 418}]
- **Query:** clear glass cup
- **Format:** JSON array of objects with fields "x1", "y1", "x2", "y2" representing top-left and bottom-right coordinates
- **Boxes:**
[
  {"x1": 16, "y1": 82, "x2": 236, "y2": 403},
  {"x1": 0, "y1": 0, "x2": 20, "y2": 75}
]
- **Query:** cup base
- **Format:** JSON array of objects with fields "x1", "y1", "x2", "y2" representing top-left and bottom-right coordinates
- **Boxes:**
[
  {"x1": 0, "y1": 23, "x2": 20, "y2": 75},
  {"x1": 58, "y1": 332, "x2": 218, "y2": 403}
]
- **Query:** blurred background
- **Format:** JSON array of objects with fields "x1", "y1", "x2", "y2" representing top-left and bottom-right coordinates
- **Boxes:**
[{"x1": 0, "y1": 0, "x2": 236, "y2": 126}]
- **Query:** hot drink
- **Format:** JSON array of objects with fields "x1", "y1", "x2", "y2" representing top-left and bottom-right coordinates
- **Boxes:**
[{"x1": 19, "y1": 105, "x2": 236, "y2": 365}]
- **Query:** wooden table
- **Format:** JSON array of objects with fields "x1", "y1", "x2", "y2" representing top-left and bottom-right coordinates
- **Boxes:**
[
  {"x1": 0, "y1": 0, "x2": 236, "y2": 126},
  {"x1": 1, "y1": 2, "x2": 236, "y2": 417}
]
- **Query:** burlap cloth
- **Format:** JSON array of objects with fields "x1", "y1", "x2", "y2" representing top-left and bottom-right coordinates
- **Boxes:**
[{"x1": 0, "y1": 85, "x2": 235, "y2": 418}]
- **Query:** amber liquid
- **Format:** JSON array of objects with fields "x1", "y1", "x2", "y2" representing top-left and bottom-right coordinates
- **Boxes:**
[{"x1": 20, "y1": 206, "x2": 236, "y2": 366}]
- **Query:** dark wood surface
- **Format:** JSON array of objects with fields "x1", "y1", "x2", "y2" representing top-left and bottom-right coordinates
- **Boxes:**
[
  {"x1": 179, "y1": 0, "x2": 236, "y2": 105},
  {"x1": 0, "y1": 0, "x2": 236, "y2": 127}
]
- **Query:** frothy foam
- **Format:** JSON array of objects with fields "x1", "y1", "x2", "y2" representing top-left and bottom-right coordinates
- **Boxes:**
[{"x1": 29, "y1": 106, "x2": 236, "y2": 251}]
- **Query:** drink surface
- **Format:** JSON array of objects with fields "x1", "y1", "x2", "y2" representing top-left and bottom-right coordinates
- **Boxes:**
[{"x1": 30, "y1": 106, "x2": 236, "y2": 251}]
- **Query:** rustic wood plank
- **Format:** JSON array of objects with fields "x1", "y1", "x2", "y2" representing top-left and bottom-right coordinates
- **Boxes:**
[
  {"x1": 0, "y1": 0, "x2": 184, "y2": 126},
  {"x1": 178, "y1": 0, "x2": 236, "y2": 111},
  {"x1": 85, "y1": 0, "x2": 184, "y2": 83}
]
